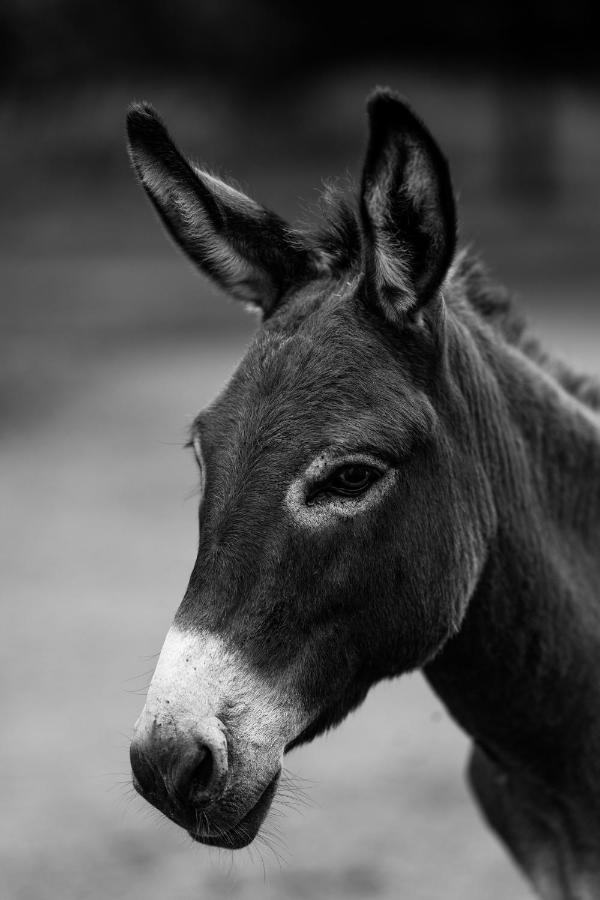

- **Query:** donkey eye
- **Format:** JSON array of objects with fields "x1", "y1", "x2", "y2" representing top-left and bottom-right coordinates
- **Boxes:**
[{"x1": 324, "y1": 464, "x2": 381, "y2": 497}]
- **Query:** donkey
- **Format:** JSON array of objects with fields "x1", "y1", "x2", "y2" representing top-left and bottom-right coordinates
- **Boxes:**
[{"x1": 127, "y1": 90, "x2": 600, "y2": 899}]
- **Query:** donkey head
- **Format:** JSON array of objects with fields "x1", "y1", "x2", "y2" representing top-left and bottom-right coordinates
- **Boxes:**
[{"x1": 128, "y1": 91, "x2": 494, "y2": 848}]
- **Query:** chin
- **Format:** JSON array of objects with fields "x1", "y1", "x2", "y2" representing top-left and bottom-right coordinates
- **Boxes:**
[{"x1": 189, "y1": 773, "x2": 280, "y2": 849}]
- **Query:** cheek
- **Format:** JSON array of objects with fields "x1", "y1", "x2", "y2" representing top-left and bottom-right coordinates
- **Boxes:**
[
  {"x1": 388, "y1": 467, "x2": 491, "y2": 639},
  {"x1": 309, "y1": 467, "x2": 490, "y2": 670}
]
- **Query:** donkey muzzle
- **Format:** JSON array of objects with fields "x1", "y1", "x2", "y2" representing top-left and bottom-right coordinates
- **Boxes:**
[{"x1": 130, "y1": 713, "x2": 228, "y2": 825}]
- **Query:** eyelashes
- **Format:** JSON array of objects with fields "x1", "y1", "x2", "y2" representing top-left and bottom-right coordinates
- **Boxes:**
[
  {"x1": 307, "y1": 463, "x2": 383, "y2": 504},
  {"x1": 188, "y1": 435, "x2": 391, "y2": 521}
]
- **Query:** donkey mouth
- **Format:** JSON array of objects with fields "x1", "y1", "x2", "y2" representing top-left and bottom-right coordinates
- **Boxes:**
[{"x1": 190, "y1": 773, "x2": 280, "y2": 849}]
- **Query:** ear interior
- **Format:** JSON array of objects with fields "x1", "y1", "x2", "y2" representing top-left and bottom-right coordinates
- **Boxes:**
[
  {"x1": 360, "y1": 90, "x2": 457, "y2": 319},
  {"x1": 126, "y1": 103, "x2": 319, "y2": 313}
]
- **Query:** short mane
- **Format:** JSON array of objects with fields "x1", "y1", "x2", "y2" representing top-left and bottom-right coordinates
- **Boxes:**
[
  {"x1": 301, "y1": 184, "x2": 600, "y2": 414},
  {"x1": 450, "y1": 250, "x2": 600, "y2": 413},
  {"x1": 299, "y1": 180, "x2": 362, "y2": 272}
]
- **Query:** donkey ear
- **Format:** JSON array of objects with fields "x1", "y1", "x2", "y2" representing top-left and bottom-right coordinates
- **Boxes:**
[
  {"x1": 126, "y1": 103, "x2": 319, "y2": 314},
  {"x1": 360, "y1": 90, "x2": 456, "y2": 321}
]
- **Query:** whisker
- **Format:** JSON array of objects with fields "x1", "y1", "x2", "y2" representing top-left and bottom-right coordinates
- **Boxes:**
[
  {"x1": 257, "y1": 827, "x2": 289, "y2": 869},
  {"x1": 137, "y1": 651, "x2": 161, "y2": 663},
  {"x1": 122, "y1": 669, "x2": 156, "y2": 684}
]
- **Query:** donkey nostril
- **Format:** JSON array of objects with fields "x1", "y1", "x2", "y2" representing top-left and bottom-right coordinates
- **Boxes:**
[
  {"x1": 169, "y1": 732, "x2": 227, "y2": 807},
  {"x1": 131, "y1": 716, "x2": 228, "y2": 815},
  {"x1": 189, "y1": 745, "x2": 214, "y2": 799},
  {"x1": 188, "y1": 722, "x2": 228, "y2": 804}
]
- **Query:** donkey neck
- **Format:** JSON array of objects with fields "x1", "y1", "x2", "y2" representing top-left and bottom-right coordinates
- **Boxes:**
[{"x1": 425, "y1": 301, "x2": 600, "y2": 797}]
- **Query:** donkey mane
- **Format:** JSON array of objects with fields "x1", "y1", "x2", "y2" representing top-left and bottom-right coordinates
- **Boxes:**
[
  {"x1": 301, "y1": 182, "x2": 600, "y2": 414},
  {"x1": 299, "y1": 180, "x2": 362, "y2": 272},
  {"x1": 449, "y1": 249, "x2": 600, "y2": 413}
]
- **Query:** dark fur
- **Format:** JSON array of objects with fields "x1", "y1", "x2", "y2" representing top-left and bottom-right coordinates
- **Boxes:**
[
  {"x1": 302, "y1": 194, "x2": 600, "y2": 414},
  {"x1": 128, "y1": 90, "x2": 600, "y2": 897}
]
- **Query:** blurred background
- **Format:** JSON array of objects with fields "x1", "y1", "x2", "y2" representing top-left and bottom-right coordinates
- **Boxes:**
[{"x1": 1, "y1": 2, "x2": 599, "y2": 899}]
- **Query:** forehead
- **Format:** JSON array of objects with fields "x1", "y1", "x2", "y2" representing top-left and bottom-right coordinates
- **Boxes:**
[{"x1": 192, "y1": 278, "x2": 435, "y2": 459}]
